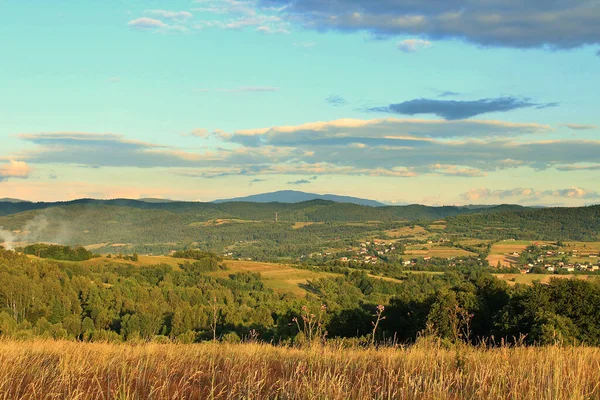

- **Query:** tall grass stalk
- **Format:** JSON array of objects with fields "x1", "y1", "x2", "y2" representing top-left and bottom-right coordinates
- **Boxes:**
[{"x1": 0, "y1": 339, "x2": 598, "y2": 399}]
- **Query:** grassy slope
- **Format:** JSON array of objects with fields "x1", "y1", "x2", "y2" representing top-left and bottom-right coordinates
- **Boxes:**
[
  {"x1": 1, "y1": 340, "x2": 599, "y2": 399},
  {"x1": 80, "y1": 255, "x2": 403, "y2": 296}
]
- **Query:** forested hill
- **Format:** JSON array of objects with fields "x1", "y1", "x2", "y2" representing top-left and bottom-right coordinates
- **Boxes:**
[
  {"x1": 0, "y1": 198, "x2": 521, "y2": 221},
  {"x1": 447, "y1": 204, "x2": 600, "y2": 241},
  {"x1": 0, "y1": 199, "x2": 598, "y2": 254}
]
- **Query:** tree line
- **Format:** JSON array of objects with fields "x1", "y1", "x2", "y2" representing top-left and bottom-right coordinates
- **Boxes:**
[{"x1": 1, "y1": 248, "x2": 599, "y2": 346}]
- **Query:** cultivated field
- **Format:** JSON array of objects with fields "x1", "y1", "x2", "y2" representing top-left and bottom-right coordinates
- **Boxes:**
[
  {"x1": 1, "y1": 340, "x2": 599, "y2": 399},
  {"x1": 487, "y1": 240, "x2": 600, "y2": 267},
  {"x1": 487, "y1": 240, "x2": 534, "y2": 267},
  {"x1": 404, "y1": 244, "x2": 476, "y2": 258}
]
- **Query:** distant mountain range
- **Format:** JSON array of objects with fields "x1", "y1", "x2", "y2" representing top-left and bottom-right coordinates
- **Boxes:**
[{"x1": 214, "y1": 190, "x2": 386, "y2": 207}]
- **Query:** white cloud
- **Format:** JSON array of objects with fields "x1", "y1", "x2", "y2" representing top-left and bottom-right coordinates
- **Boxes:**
[
  {"x1": 145, "y1": 10, "x2": 193, "y2": 21},
  {"x1": 397, "y1": 39, "x2": 432, "y2": 53},
  {"x1": 190, "y1": 128, "x2": 210, "y2": 138},
  {"x1": 256, "y1": 25, "x2": 290, "y2": 34},
  {"x1": 0, "y1": 160, "x2": 32, "y2": 181},
  {"x1": 462, "y1": 187, "x2": 600, "y2": 201},
  {"x1": 127, "y1": 17, "x2": 168, "y2": 30}
]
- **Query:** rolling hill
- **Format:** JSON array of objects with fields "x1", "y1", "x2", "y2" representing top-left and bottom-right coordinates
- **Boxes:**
[{"x1": 0, "y1": 198, "x2": 597, "y2": 256}]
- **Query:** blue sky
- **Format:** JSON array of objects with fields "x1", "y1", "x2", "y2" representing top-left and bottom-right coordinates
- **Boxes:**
[{"x1": 1, "y1": 0, "x2": 599, "y2": 205}]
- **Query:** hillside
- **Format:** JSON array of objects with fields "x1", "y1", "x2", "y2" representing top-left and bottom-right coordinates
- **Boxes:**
[
  {"x1": 0, "y1": 200, "x2": 598, "y2": 255},
  {"x1": 0, "y1": 198, "x2": 29, "y2": 203},
  {"x1": 447, "y1": 205, "x2": 600, "y2": 241},
  {"x1": 214, "y1": 190, "x2": 386, "y2": 207},
  {"x1": 0, "y1": 198, "x2": 520, "y2": 220}
]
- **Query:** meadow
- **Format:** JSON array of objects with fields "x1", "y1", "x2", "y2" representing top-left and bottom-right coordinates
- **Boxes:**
[{"x1": 1, "y1": 339, "x2": 599, "y2": 399}]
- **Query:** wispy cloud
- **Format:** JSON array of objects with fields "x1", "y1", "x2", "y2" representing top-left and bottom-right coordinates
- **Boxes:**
[
  {"x1": 145, "y1": 10, "x2": 193, "y2": 21},
  {"x1": 555, "y1": 164, "x2": 600, "y2": 171},
  {"x1": 190, "y1": 128, "x2": 210, "y2": 138},
  {"x1": 10, "y1": 118, "x2": 600, "y2": 187},
  {"x1": 397, "y1": 39, "x2": 432, "y2": 53},
  {"x1": 128, "y1": 17, "x2": 168, "y2": 30},
  {"x1": 293, "y1": 41, "x2": 316, "y2": 48},
  {"x1": 369, "y1": 97, "x2": 558, "y2": 120},
  {"x1": 463, "y1": 187, "x2": 600, "y2": 201},
  {"x1": 256, "y1": 26, "x2": 290, "y2": 34},
  {"x1": 287, "y1": 175, "x2": 317, "y2": 185},
  {"x1": 325, "y1": 95, "x2": 347, "y2": 106},
  {"x1": 560, "y1": 123, "x2": 598, "y2": 131},
  {"x1": 192, "y1": 0, "x2": 290, "y2": 33},
  {"x1": 438, "y1": 91, "x2": 460, "y2": 98}
]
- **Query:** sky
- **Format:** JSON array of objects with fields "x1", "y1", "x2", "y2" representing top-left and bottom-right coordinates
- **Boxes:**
[{"x1": 1, "y1": 0, "x2": 599, "y2": 206}]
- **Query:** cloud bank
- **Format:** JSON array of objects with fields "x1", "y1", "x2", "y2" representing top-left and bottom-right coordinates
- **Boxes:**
[
  {"x1": 463, "y1": 187, "x2": 600, "y2": 201},
  {"x1": 257, "y1": 0, "x2": 600, "y2": 49},
  {"x1": 8, "y1": 117, "x2": 599, "y2": 186}
]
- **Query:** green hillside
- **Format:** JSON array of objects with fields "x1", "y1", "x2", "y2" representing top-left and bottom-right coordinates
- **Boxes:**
[
  {"x1": 447, "y1": 205, "x2": 600, "y2": 241},
  {"x1": 1, "y1": 200, "x2": 599, "y2": 258}
]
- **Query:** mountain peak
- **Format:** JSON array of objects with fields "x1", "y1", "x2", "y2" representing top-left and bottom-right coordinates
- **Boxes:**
[{"x1": 214, "y1": 190, "x2": 385, "y2": 207}]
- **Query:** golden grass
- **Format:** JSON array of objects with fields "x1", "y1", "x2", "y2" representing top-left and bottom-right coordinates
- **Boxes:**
[
  {"x1": 427, "y1": 224, "x2": 447, "y2": 230},
  {"x1": 1, "y1": 339, "x2": 599, "y2": 399},
  {"x1": 82, "y1": 255, "x2": 183, "y2": 269},
  {"x1": 292, "y1": 222, "x2": 324, "y2": 229},
  {"x1": 384, "y1": 225, "x2": 428, "y2": 238},
  {"x1": 495, "y1": 273, "x2": 592, "y2": 286},
  {"x1": 211, "y1": 260, "x2": 339, "y2": 296},
  {"x1": 404, "y1": 247, "x2": 476, "y2": 258}
]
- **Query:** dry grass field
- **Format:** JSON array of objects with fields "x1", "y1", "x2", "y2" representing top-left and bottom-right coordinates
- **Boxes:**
[
  {"x1": 494, "y1": 273, "x2": 594, "y2": 286},
  {"x1": 78, "y1": 256, "x2": 389, "y2": 296},
  {"x1": 81, "y1": 255, "x2": 183, "y2": 269},
  {"x1": 427, "y1": 223, "x2": 447, "y2": 230},
  {"x1": 404, "y1": 245, "x2": 476, "y2": 258},
  {"x1": 1, "y1": 340, "x2": 599, "y2": 399},
  {"x1": 210, "y1": 260, "x2": 339, "y2": 296},
  {"x1": 292, "y1": 222, "x2": 325, "y2": 229},
  {"x1": 384, "y1": 225, "x2": 429, "y2": 238}
]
